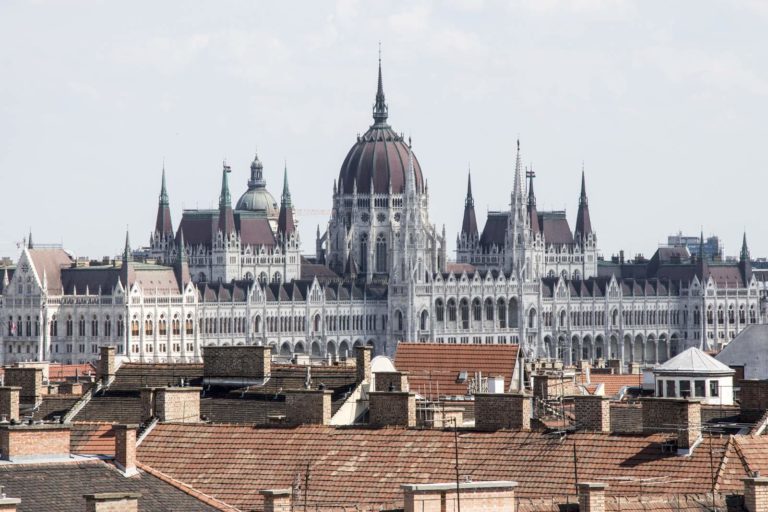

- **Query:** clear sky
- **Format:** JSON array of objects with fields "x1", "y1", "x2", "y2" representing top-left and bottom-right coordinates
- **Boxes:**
[{"x1": 1, "y1": 0, "x2": 767, "y2": 261}]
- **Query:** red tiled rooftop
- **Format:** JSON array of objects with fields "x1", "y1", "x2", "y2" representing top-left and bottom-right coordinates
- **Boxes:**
[
  {"x1": 137, "y1": 424, "x2": 744, "y2": 511},
  {"x1": 394, "y1": 342, "x2": 519, "y2": 398},
  {"x1": 585, "y1": 373, "x2": 643, "y2": 398}
]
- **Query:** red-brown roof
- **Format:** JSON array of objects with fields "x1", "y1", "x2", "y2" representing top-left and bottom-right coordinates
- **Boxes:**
[
  {"x1": 394, "y1": 343, "x2": 519, "y2": 398},
  {"x1": 71, "y1": 422, "x2": 116, "y2": 456},
  {"x1": 49, "y1": 363, "x2": 95, "y2": 381},
  {"x1": 137, "y1": 424, "x2": 743, "y2": 511},
  {"x1": 584, "y1": 373, "x2": 643, "y2": 398}
]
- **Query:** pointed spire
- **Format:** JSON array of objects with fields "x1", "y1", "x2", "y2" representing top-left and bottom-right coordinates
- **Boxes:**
[
  {"x1": 372, "y1": 44, "x2": 389, "y2": 126},
  {"x1": 278, "y1": 164, "x2": 296, "y2": 236},
  {"x1": 2, "y1": 268, "x2": 8, "y2": 288},
  {"x1": 512, "y1": 139, "x2": 524, "y2": 205},
  {"x1": 574, "y1": 166, "x2": 593, "y2": 240},
  {"x1": 526, "y1": 166, "x2": 540, "y2": 234},
  {"x1": 155, "y1": 166, "x2": 174, "y2": 236},
  {"x1": 461, "y1": 169, "x2": 478, "y2": 239},
  {"x1": 123, "y1": 230, "x2": 132, "y2": 263},
  {"x1": 178, "y1": 230, "x2": 187, "y2": 264},
  {"x1": 218, "y1": 162, "x2": 236, "y2": 235},
  {"x1": 741, "y1": 232, "x2": 750, "y2": 262},
  {"x1": 699, "y1": 229, "x2": 705, "y2": 261},
  {"x1": 27, "y1": 229, "x2": 33, "y2": 249}
]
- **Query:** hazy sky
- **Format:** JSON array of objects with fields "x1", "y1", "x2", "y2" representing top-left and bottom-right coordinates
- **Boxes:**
[{"x1": 2, "y1": 0, "x2": 767, "y2": 261}]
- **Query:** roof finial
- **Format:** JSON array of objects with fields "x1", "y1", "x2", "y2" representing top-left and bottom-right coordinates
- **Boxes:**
[{"x1": 372, "y1": 44, "x2": 389, "y2": 126}]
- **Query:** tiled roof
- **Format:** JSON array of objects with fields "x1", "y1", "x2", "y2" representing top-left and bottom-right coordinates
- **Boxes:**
[
  {"x1": 110, "y1": 363, "x2": 204, "y2": 391},
  {"x1": 0, "y1": 460, "x2": 223, "y2": 511},
  {"x1": 71, "y1": 422, "x2": 117, "y2": 457},
  {"x1": 48, "y1": 363, "x2": 96, "y2": 381},
  {"x1": 585, "y1": 373, "x2": 643, "y2": 398},
  {"x1": 27, "y1": 248, "x2": 73, "y2": 294},
  {"x1": 137, "y1": 424, "x2": 742, "y2": 511},
  {"x1": 394, "y1": 343, "x2": 519, "y2": 398},
  {"x1": 26, "y1": 395, "x2": 79, "y2": 421},
  {"x1": 74, "y1": 393, "x2": 143, "y2": 424}
]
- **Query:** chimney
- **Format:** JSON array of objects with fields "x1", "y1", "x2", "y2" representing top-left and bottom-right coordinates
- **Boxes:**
[
  {"x1": 374, "y1": 371, "x2": 409, "y2": 392},
  {"x1": 574, "y1": 395, "x2": 610, "y2": 433},
  {"x1": 203, "y1": 346, "x2": 271, "y2": 385},
  {"x1": 0, "y1": 496, "x2": 21, "y2": 512},
  {"x1": 59, "y1": 382, "x2": 84, "y2": 395},
  {"x1": 744, "y1": 475, "x2": 768, "y2": 512},
  {"x1": 139, "y1": 387, "x2": 158, "y2": 423},
  {"x1": 577, "y1": 482, "x2": 607, "y2": 512},
  {"x1": 368, "y1": 391, "x2": 416, "y2": 427},
  {"x1": 0, "y1": 423, "x2": 70, "y2": 461},
  {"x1": 3, "y1": 368, "x2": 42, "y2": 405},
  {"x1": 402, "y1": 481, "x2": 518, "y2": 512},
  {"x1": 606, "y1": 359, "x2": 622, "y2": 375},
  {"x1": 97, "y1": 346, "x2": 116, "y2": 383},
  {"x1": 155, "y1": 387, "x2": 201, "y2": 423},
  {"x1": 0, "y1": 387, "x2": 21, "y2": 422},
  {"x1": 641, "y1": 398, "x2": 701, "y2": 452},
  {"x1": 355, "y1": 346, "x2": 372, "y2": 385},
  {"x1": 285, "y1": 389, "x2": 332, "y2": 425},
  {"x1": 628, "y1": 362, "x2": 642, "y2": 375},
  {"x1": 259, "y1": 489, "x2": 292, "y2": 512},
  {"x1": 114, "y1": 425, "x2": 138, "y2": 476},
  {"x1": 84, "y1": 493, "x2": 141, "y2": 512},
  {"x1": 474, "y1": 393, "x2": 531, "y2": 431}
]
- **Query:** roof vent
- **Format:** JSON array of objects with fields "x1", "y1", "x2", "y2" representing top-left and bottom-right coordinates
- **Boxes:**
[{"x1": 456, "y1": 371, "x2": 468, "y2": 384}]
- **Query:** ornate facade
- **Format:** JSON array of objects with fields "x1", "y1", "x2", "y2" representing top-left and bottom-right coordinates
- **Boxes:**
[{"x1": 0, "y1": 60, "x2": 762, "y2": 366}]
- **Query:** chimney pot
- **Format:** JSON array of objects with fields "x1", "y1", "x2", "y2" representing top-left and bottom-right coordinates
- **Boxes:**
[
  {"x1": 260, "y1": 488, "x2": 292, "y2": 512},
  {"x1": 474, "y1": 393, "x2": 531, "y2": 431},
  {"x1": 578, "y1": 482, "x2": 608, "y2": 512},
  {"x1": 744, "y1": 476, "x2": 768, "y2": 512},
  {"x1": 368, "y1": 391, "x2": 416, "y2": 427},
  {"x1": 84, "y1": 492, "x2": 141, "y2": 512},
  {"x1": 114, "y1": 424, "x2": 138, "y2": 476}
]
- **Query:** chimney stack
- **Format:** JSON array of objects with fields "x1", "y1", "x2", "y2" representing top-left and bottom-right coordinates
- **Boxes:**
[
  {"x1": 574, "y1": 395, "x2": 610, "y2": 433},
  {"x1": 744, "y1": 476, "x2": 768, "y2": 512},
  {"x1": 155, "y1": 387, "x2": 201, "y2": 423},
  {"x1": 355, "y1": 346, "x2": 372, "y2": 385},
  {"x1": 374, "y1": 371, "x2": 409, "y2": 392},
  {"x1": 285, "y1": 389, "x2": 332, "y2": 425},
  {"x1": 114, "y1": 425, "x2": 138, "y2": 476},
  {"x1": 474, "y1": 393, "x2": 531, "y2": 431},
  {"x1": 97, "y1": 347, "x2": 116, "y2": 383},
  {"x1": 402, "y1": 481, "x2": 518, "y2": 512},
  {"x1": 641, "y1": 398, "x2": 701, "y2": 452},
  {"x1": 84, "y1": 493, "x2": 141, "y2": 512},
  {"x1": 368, "y1": 391, "x2": 416, "y2": 427},
  {"x1": 739, "y1": 380, "x2": 768, "y2": 422},
  {"x1": 0, "y1": 423, "x2": 70, "y2": 462},
  {"x1": 259, "y1": 489, "x2": 292, "y2": 512},
  {"x1": 0, "y1": 387, "x2": 21, "y2": 422},
  {"x1": 577, "y1": 482, "x2": 607, "y2": 512},
  {"x1": 3, "y1": 368, "x2": 42, "y2": 405}
]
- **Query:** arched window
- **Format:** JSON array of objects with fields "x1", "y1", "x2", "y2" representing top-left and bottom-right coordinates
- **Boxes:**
[
  {"x1": 258, "y1": 272, "x2": 268, "y2": 285},
  {"x1": 460, "y1": 299, "x2": 469, "y2": 329},
  {"x1": 717, "y1": 306, "x2": 724, "y2": 324},
  {"x1": 145, "y1": 316, "x2": 153, "y2": 336},
  {"x1": 395, "y1": 310, "x2": 404, "y2": 332},
  {"x1": 611, "y1": 309, "x2": 618, "y2": 327},
  {"x1": 750, "y1": 305, "x2": 757, "y2": 323},
  {"x1": 172, "y1": 315, "x2": 180, "y2": 335},
  {"x1": 117, "y1": 315, "x2": 124, "y2": 337},
  {"x1": 472, "y1": 298, "x2": 481, "y2": 322},
  {"x1": 509, "y1": 298, "x2": 519, "y2": 328},
  {"x1": 51, "y1": 315, "x2": 58, "y2": 337},
  {"x1": 739, "y1": 305, "x2": 746, "y2": 324},
  {"x1": 273, "y1": 272, "x2": 282, "y2": 284},
  {"x1": 485, "y1": 298, "x2": 494, "y2": 321},
  {"x1": 185, "y1": 314, "x2": 194, "y2": 335},
  {"x1": 728, "y1": 305, "x2": 735, "y2": 324},
  {"x1": 131, "y1": 318, "x2": 139, "y2": 337},
  {"x1": 420, "y1": 310, "x2": 428, "y2": 331},
  {"x1": 159, "y1": 316, "x2": 167, "y2": 336},
  {"x1": 497, "y1": 299, "x2": 507, "y2": 328},
  {"x1": 104, "y1": 316, "x2": 111, "y2": 337},
  {"x1": 359, "y1": 234, "x2": 368, "y2": 273},
  {"x1": 447, "y1": 299, "x2": 457, "y2": 322},
  {"x1": 376, "y1": 234, "x2": 387, "y2": 273},
  {"x1": 313, "y1": 314, "x2": 320, "y2": 332},
  {"x1": 435, "y1": 299, "x2": 444, "y2": 322},
  {"x1": 559, "y1": 309, "x2": 567, "y2": 328},
  {"x1": 528, "y1": 308, "x2": 537, "y2": 329}
]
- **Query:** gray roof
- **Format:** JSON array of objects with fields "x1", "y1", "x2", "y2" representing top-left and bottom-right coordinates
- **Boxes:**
[
  {"x1": 716, "y1": 324, "x2": 768, "y2": 380},
  {"x1": 655, "y1": 347, "x2": 734, "y2": 375}
]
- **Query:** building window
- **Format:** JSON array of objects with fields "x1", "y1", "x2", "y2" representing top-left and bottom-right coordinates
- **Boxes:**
[
  {"x1": 447, "y1": 299, "x2": 457, "y2": 322},
  {"x1": 186, "y1": 314, "x2": 194, "y2": 335},
  {"x1": 159, "y1": 316, "x2": 167, "y2": 336},
  {"x1": 679, "y1": 380, "x2": 691, "y2": 398},
  {"x1": 91, "y1": 316, "x2": 98, "y2": 337},
  {"x1": 435, "y1": 299, "x2": 444, "y2": 322},
  {"x1": 172, "y1": 316, "x2": 180, "y2": 335},
  {"x1": 657, "y1": 380, "x2": 664, "y2": 397},
  {"x1": 376, "y1": 234, "x2": 387, "y2": 273},
  {"x1": 145, "y1": 316, "x2": 153, "y2": 336},
  {"x1": 78, "y1": 316, "x2": 86, "y2": 337},
  {"x1": 666, "y1": 380, "x2": 676, "y2": 397},
  {"x1": 359, "y1": 234, "x2": 368, "y2": 273},
  {"x1": 710, "y1": 381, "x2": 719, "y2": 397},
  {"x1": 694, "y1": 380, "x2": 706, "y2": 397}
]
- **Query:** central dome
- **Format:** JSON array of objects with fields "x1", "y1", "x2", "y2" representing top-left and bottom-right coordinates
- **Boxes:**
[
  {"x1": 337, "y1": 60, "x2": 424, "y2": 195},
  {"x1": 236, "y1": 153, "x2": 279, "y2": 220}
]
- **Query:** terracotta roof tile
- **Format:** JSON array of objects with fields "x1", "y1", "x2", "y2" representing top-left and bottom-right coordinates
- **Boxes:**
[{"x1": 394, "y1": 343, "x2": 519, "y2": 398}]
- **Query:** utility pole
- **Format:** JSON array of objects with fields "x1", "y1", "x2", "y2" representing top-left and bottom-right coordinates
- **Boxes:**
[{"x1": 304, "y1": 461, "x2": 310, "y2": 512}]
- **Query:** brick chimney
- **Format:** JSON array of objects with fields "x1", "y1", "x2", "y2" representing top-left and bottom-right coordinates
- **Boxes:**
[
  {"x1": 155, "y1": 387, "x2": 201, "y2": 423},
  {"x1": 0, "y1": 496, "x2": 21, "y2": 512},
  {"x1": 285, "y1": 389, "x2": 332, "y2": 425},
  {"x1": 577, "y1": 482, "x2": 607, "y2": 512},
  {"x1": 0, "y1": 387, "x2": 21, "y2": 422},
  {"x1": 139, "y1": 387, "x2": 158, "y2": 422},
  {"x1": 97, "y1": 346, "x2": 116, "y2": 383},
  {"x1": 641, "y1": 398, "x2": 701, "y2": 452},
  {"x1": 374, "y1": 371, "x2": 409, "y2": 392},
  {"x1": 402, "y1": 481, "x2": 518, "y2": 512},
  {"x1": 368, "y1": 391, "x2": 416, "y2": 427},
  {"x1": 0, "y1": 423, "x2": 70, "y2": 461},
  {"x1": 574, "y1": 395, "x2": 610, "y2": 433},
  {"x1": 744, "y1": 476, "x2": 768, "y2": 512},
  {"x1": 84, "y1": 493, "x2": 141, "y2": 512},
  {"x1": 259, "y1": 489, "x2": 292, "y2": 512},
  {"x1": 628, "y1": 362, "x2": 642, "y2": 375},
  {"x1": 606, "y1": 359, "x2": 622, "y2": 375},
  {"x1": 355, "y1": 346, "x2": 372, "y2": 385},
  {"x1": 114, "y1": 425, "x2": 138, "y2": 476},
  {"x1": 203, "y1": 346, "x2": 271, "y2": 384},
  {"x1": 475, "y1": 393, "x2": 531, "y2": 431},
  {"x1": 3, "y1": 368, "x2": 42, "y2": 405}
]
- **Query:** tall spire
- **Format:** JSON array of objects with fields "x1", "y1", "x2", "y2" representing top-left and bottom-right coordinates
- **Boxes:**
[
  {"x1": 155, "y1": 166, "x2": 174, "y2": 236},
  {"x1": 277, "y1": 164, "x2": 296, "y2": 236},
  {"x1": 372, "y1": 44, "x2": 389, "y2": 126},
  {"x1": 574, "y1": 166, "x2": 593, "y2": 240},
  {"x1": 741, "y1": 232, "x2": 750, "y2": 262},
  {"x1": 218, "y1": 162, "x2": 236, "y2": 235},
  {"x1": 461, "y1": 169, "x2": 478, "y2": 238},
  {"x1": 512, "y1": 139, "x2": 524, "y2": 205},
  {"x1": 739, "y1": 231, "x2": 752, "y2": 284},
  {"x1": 123, "y1": 230, "x2": 132, "y2": 263},
  {"x1": 526, "y1": 166, "x2": 540, "y2": 234},
  {"x1": 27, "y1": 229, "x2": 33, "y2": 249}
]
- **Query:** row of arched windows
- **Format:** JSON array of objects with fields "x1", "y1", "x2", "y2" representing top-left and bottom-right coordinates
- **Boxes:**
[{"x1": 434, "y1": 298, "x2": 521, "y2": 329}]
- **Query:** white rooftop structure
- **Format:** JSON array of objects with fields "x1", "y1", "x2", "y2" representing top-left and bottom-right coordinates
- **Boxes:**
[{"x1": 654, "y1": 347, "x2": 735, "y2": 375}]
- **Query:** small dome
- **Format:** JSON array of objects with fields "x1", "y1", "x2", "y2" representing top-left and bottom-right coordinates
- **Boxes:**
[{"x1": 236, "y1": 153, "x2": 279, "y2": 219}]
